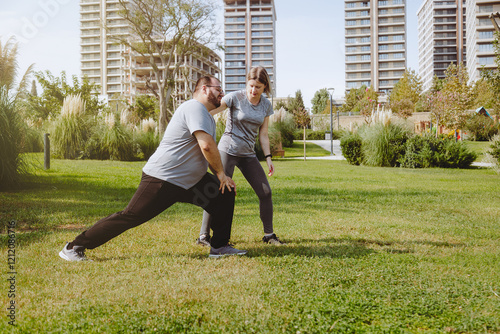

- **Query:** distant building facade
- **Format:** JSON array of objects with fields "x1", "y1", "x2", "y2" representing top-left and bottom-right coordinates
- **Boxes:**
[
  {"x1": 465, "y1": 0, "x2": 500, "y2": 84},
  {"x1": 80, "y1": 0, "x2": 222, "y2": 104},
  {"x1": 417, "y1": 0, "x2": 467, "y2": 92},
  {"x1": 344, "y1": 0, "x2": 407, "y2": 94},
  {"x1": 223, "y1": 0, "x2": 277, "y2": 94}
]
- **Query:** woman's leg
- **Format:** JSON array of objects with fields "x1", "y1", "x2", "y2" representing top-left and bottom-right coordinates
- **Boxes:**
[{"x1": 238, "y1": 157, "x2": 274, "y2": 234}]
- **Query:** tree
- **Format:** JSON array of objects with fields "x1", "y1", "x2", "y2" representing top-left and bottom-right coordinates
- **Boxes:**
[
  {"x1": 292, "y1": 107, "x2": 311, "y2": 161},
  {"x1": 287, "y1": 90, "x2": 305, "y2": 114},
  {"x1": 311, "y1": 88, "x2": 330, "y2": 114},
  {"x1": 440, "y1": 63, "x2": 473, "y2": 132},
  {"x1": 389, "y1": 69, "x2": 422, "y2": 118},
  {"x1": 114, "y1": 0, "x2": 220, "y2": 134},
  {"x1": 30, "y1": 71, "x2": 104, "y2": 121},
  {"x1": 481, "y1": 31, "x2": 500, "y2": 116}
]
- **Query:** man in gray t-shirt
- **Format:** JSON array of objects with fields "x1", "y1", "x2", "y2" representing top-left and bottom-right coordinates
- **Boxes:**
[{"x1": 59, "y1": 76, "x2": 247, "y2": 261}]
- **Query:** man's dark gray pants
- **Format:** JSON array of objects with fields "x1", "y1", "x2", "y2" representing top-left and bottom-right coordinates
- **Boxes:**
[{"x1": 71, "y1": 172, "x2": 234, "y2": 249}]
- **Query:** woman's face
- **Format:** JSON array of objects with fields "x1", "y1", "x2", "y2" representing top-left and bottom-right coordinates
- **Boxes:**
[{"x1": 246, "y1": 79, "x2": 266, "y2": 100}]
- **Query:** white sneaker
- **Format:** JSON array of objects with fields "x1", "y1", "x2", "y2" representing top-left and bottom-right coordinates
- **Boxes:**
[
  {"x1": 59, "y1": 243, "x2": 91, "y2": 261},
  {"x1": 209, "y1": 245, "x2": 247, "y2": 258}
]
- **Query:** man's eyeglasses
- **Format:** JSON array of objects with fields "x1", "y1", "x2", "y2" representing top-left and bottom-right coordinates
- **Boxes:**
[{"x1": 206, "y1": 85, "x2": 223, "y2": 93}]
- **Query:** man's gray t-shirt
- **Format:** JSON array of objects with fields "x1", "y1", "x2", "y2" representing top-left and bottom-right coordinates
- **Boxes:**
[
  {"x1": 218, "y1": 90, "x2": 274, "y2": 157},
  {"x1": 142, "y1": 99, "x2": 215, "y2": 189}
]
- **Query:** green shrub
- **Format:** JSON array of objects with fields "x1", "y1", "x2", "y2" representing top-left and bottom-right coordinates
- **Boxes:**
[
  {"x1": 399, "y1": 135, "x2": 440, "y2": 168},
  {"x1": 435, "y1": 140, "x2": 477, "y2": 168},
  {"x1": 23, "y1": 126, "x2": 44, "y2": 153},
  {"x1": 360, "y1": 122, "x2": 411, "y2": 167},
  {"x1": 464, "y1": 115, "x2": 499, "y2": 141},
  {"x1": 101, "y1": 118, "x2": 135, "y2": 161},
  {"x1": 488, "y1": 134, "x2": 500, "y2": 161},
  {"x1": 487, "y1": 134, "x2": 500, "y2": 172},
  {"x1": 340, "y1": 133, "x2": 363, "y2": 165},
  {"x1": 400, "y1": 135, "x2": 477, "y2": 169}
]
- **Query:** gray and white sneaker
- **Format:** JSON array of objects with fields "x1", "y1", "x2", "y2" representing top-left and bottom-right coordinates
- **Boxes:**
[
  {"x1": 59, "y1": 243, "x2": 90, "y2": 261},
  {"x1": 209, "y1": 245, "x2": 247, "y2": 258},
  {"x1": 196, "y1": 234, "x2": 211, "y2": 247}
]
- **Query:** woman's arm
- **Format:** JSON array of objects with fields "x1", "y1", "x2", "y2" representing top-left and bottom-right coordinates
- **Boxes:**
[
  {"x1": 259, "y1": 117, "x2": 275, "y2": 177},
  {"x1": 209, "y1": 101, "x2": 228, "y2": 116}
]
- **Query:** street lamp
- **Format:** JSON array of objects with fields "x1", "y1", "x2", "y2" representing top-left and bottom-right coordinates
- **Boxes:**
[{"x1": 327, "y1": 88, "x2": 335, "y2": 155}]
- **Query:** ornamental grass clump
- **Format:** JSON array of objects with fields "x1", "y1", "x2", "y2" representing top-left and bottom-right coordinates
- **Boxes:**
[
  {"x1": 359, "y1": 110, "x2": 411, "y2": 167},
  {"x1": 134, "y1": 118, "x2": 160, "y2": 160},
  {"x1": 0, "y1": 88, "x2": 27, "y2": 190},
  {"x1": 101, "y1": 112, "x2": 134, "y2": 161},
  {"x1": 485, "y1": 134, "x2": 500, "y2": 173},
  {"x1": 52, "y1": 94, "x2": 88, "y2": 159}
]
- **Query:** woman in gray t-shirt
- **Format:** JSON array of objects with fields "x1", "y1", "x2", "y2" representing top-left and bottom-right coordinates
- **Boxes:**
[{"x1": 197, "y1": 66, "x2": 284, "y2": 246}]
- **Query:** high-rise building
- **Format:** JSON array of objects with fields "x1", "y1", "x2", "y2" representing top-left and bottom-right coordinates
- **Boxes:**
[
  {"x1": 417, "y1": 0, "x2": 466, "y2": 92},
  {"x1": 223, "y1": 0, "x2": 277, "y2": 94},
  {"x1": 344, "y1": 0, "x2": 407, "y2": 94},
  {"x1": 465, "y1": 0, "x2": 500, "y2": 84},
  {"x1": 80, "y1": 0, "x2": 133, "y2": 102},
  {"x1": 80, "y1": 0, "x2": 222, "y2": 105}
]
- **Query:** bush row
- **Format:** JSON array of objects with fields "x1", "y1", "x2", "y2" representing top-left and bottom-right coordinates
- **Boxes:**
[{"x1": 340, "y1": 122, "x2": 477, "y2": 169}]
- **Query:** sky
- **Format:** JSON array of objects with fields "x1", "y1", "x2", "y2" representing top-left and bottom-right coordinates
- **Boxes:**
[{"x1": 0, "y1": 0, "x2": 422, "y2": 108}]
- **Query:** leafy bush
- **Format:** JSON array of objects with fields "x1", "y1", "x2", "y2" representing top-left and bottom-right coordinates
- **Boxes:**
[
  {"x1": 486, "y1": 134, "x2": 500, "y2": 173},
  {"x1": 340, "y1": 133, "x2": 363, "y2": 165},
  {"x1": 255, "y1": 126, "x2": 282, "y2": 160},
  {"x1": 463, "y1": 115, "x2": 499, "y2": 141},
  {"x1": 292, "y1": 129, "x2": 343, "y2": 140},
  {"x1": 400, "y1": 135, "x2": 477, "y2": 169},
  {"x1": 435, "y1": 140, "x2": 477, "y2": 168},
  {"x1": 359, "y1": 122, "x2": 411, "y2": 167}
]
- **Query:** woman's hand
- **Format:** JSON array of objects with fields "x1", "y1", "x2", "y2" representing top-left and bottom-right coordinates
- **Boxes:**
[{"x1": 266, "y1": 157, "x2": 274, "y2": 177}]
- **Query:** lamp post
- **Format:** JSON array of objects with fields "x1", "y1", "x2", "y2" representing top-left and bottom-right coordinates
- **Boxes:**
[{"x1": 327, "y1": 88, "x2": 335, "y2": 155}]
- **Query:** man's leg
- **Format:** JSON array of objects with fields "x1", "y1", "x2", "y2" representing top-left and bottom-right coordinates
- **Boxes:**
[
  {"x1": 199, "y1": 152, "x2": 238, "y2": 237},
  {"x1": 189, "y1": 173, "x2": 235, "y2": 249},
  {"x1": 71, "y1": 173, "x2": 179, "y2": 249}
]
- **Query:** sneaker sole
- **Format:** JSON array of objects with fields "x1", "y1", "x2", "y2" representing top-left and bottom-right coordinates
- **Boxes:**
[
  {"x1": 208, "y1": 252, "x2": 247, "y2": 258},
  {"x1": 59, "y1": 250, "x2": 71, "y2": 261}
]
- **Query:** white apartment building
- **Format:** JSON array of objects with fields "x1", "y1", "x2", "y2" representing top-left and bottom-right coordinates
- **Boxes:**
[
  {"x1": 223, "y1": 0, "x2": 277, "y2": 94},
  {"x1": 80, "y1": 0, "x2": 133, "y2": 102},
  {"x1": 465, "y1": 0, "x2": 500, "y2": 84},
  {"x1": 121, "y1": 43, "x2": 222, "y2": 108},
  {"x1": 417, "y1": 0, "x2": 466, "y2": 92},
  {"x1": 345, "y1": 0, "x2": 407, "y2": 94},
  {"x1": 80, "y1": 0, "x2": 222, "y2": 104}
]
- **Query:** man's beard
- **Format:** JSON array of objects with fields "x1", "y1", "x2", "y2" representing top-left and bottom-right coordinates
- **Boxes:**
[{"x1": 208, "y1": 90, "x2": 221, "y2": 108}]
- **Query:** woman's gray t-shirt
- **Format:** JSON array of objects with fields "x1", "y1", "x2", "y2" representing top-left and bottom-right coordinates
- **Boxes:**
[
  {"x1": 142, "y1": 99, "x2": 215, "y2": 189},
  {"x1": 218, "y1": 90, "x2": 274, "y2": 157}
]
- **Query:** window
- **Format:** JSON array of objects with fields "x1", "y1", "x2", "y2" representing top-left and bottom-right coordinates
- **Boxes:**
[
  {"x1": 479, "y1": 44, "x2": 493, "y2": 52},
  {"x1": 479, "y1": 31, "x2": 493, "y2": 39}
]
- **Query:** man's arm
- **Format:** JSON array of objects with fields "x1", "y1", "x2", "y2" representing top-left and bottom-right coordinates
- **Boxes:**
[{"x1": 193, "y1": 130, "x2": 235, "y2": 194}]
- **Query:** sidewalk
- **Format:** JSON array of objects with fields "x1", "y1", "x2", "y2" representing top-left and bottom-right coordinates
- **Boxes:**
[
  {"x1": 288, "y1": 140, "x2": 345, "y2": 160},
  {"x1": 288, "y1": 140, "x2": 494, "y2": 167}
]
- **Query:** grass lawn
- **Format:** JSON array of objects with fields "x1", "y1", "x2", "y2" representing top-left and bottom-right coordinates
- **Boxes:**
[{"x1": 1, "y1": 152, "x2": 499, "y2": 333}]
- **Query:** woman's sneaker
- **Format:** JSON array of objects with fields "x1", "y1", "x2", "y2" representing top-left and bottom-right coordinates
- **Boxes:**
[
  {"x1": 196, "y1": 234, "x2": 211, "y2": 247},
  {"x1": 262, "y1": 233, "x2": 285, "y2": 245},
  {"x1": 209, "y1": 245, "x2": 247, "y2": 258}
]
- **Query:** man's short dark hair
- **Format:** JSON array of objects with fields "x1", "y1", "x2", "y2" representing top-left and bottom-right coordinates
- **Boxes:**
[{"x1": 194, "y1": 76, "x2": 218, "y2": 93}]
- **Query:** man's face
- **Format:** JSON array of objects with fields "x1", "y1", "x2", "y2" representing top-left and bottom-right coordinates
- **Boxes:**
[{"x1": 207, "y1": 81, "x2": 224, "y2": 108}]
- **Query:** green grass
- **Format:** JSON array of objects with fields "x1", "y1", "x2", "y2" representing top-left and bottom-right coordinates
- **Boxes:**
[
  {"x1": 465, "y1": 140, "x2": 492, "y2": 162},
  {"x1": 1, "y1": 153, "x2": 499, "y2": 333},
  {"x1": 280, "y1": 141, "x2": 332, "y2": 158}
]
